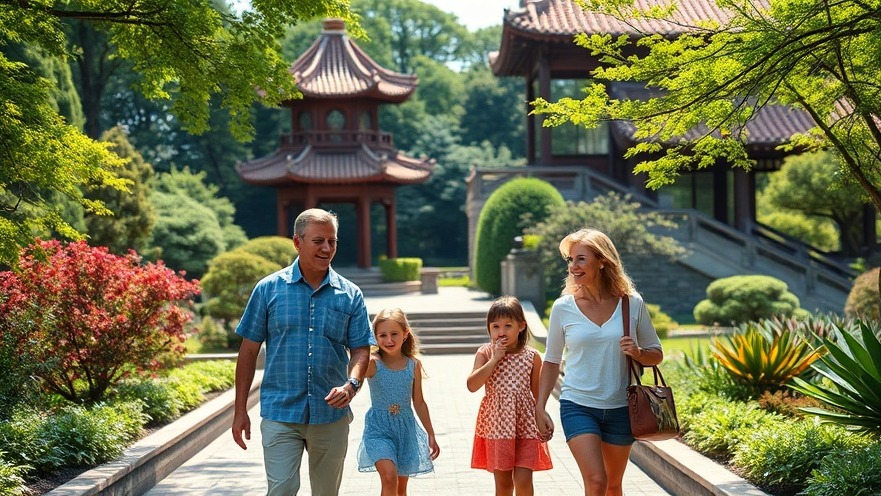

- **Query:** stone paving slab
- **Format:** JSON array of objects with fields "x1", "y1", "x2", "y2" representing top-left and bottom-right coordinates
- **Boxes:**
[{"x1": 146, "y1": 353, "x2": 671, "y2": 495}]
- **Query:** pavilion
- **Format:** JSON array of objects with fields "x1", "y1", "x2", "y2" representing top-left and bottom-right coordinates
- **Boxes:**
[{"x1": 237, "y1": 18, "x2": 435, "y2": 268}]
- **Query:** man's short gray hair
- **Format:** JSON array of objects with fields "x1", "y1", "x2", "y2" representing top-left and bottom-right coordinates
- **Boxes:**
[{"x1": 294, "y1": 208, "x2": 339, "y2": 238}]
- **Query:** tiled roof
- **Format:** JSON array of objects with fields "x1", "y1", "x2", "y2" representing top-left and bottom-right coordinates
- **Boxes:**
[
  {"x1": 607, "y1": 83, "x2": 816, "y2": 151},
  {"x1": 290, "y1": 19, "x2": 417, "y2": 101},
  {"x1": 505, "y1": 0, "x2": 736, "y2": 37},
  {"x1": 237, "y1": 144, "x2": 434, "y2": 185},
  {"x1": 490, "y1": 0, "x2": 752, "y2": 74}
]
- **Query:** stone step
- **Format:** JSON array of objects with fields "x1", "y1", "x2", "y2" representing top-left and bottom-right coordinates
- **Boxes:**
[
  {"x1": 419, "y1": 343, "x2": 482, "y2": 355},
  {"x1": 406, "y1": 311, "x2": 487, "y2": 320},
  {"x1": 413, "y1": 328, "x2": 486, "y2": 338},
  {"x1": 360, "y1": 281, "x2": 422, "y2": 296},
  {"x1": 409, "y1": 317, "x2": 486, "y2": 328}
]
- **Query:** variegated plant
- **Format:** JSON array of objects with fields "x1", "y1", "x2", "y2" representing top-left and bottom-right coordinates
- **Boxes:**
[{"x1": 710, "y1": 320, "x2": 825, "y2": 396}]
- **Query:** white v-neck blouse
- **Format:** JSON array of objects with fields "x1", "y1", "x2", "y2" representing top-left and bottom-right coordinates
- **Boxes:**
[{"x1": 545, "y1": 292, "x2": 662, "y2": 409}]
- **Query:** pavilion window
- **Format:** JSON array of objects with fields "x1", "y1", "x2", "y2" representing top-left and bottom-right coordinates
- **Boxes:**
[
  {"x1": 327, "y1": 109, "x2": 346, "y2": 142},
  {"x1": 359, "y1": 111, "x2": 372, "y2": 131},
  {"x1": 299, "y1": 111, "x2": 312, "y2": 131},
  {"x1": 550, "y1": 79, "x2": 609, "y2": 155}
]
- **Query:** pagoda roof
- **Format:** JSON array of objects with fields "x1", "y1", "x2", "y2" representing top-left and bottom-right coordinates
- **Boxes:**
[
  {"x1": 290, "y1": 19, "x2": 417, "y2": 102},
  {"x1": 491, "y1": 0, "x2": 743, "y2": 75},
  {"x1": 607, "y1": 83, "x2": 817, "y2": 154},
  {"x1": 237, "y1": 144, "x2": 435, "y2": 186}
]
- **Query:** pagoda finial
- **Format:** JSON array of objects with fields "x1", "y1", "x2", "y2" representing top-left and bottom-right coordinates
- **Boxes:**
[{"x1": 322, "y1": 18, "x2": 346, "y2": 33}]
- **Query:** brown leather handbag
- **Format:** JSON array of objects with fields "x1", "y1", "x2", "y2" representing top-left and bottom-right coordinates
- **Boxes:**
[{"x1": 622, "y1": 295, "x2": 680, "y2": 441}]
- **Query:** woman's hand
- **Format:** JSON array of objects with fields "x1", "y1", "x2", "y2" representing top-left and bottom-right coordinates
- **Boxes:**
[
  {"x1": 620, "y1": 336, "x2": 642, "y2": 361},
  {"x1": 535, "y1": 408, "x2": 554, "y2": 441}
]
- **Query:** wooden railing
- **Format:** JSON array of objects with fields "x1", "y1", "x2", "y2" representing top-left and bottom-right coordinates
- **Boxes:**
[{"x1": 280, "y1": 130, "x2": 395, "y2": 149}]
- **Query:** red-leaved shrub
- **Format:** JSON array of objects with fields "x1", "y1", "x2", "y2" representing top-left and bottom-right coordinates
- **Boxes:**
[{"x1": 0, "y1": 240, "x2": 200, "y2": 403}]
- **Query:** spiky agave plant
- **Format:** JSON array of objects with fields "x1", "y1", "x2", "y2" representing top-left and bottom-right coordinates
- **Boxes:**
[{"x1": 791, "y1": 322, "x2": 881, "y2": 437}]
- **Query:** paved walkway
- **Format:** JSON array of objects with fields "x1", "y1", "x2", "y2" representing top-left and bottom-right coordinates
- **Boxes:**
[{"x1": 146, "y1": 287, "x2": 672, "y2": 495}]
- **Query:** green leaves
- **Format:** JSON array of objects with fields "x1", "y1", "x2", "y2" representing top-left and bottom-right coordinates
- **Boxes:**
[
  {"x1": 791, "y1": 322, "x2": 881, "y2": 436},
  {"x1": 530, "y1": 0, "x2": 881, "y2": 218}
]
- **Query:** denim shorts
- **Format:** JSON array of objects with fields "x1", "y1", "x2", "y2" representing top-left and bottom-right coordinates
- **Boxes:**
[{"x1": 559, "y1": 399, "x2": 635, "y2": 446}]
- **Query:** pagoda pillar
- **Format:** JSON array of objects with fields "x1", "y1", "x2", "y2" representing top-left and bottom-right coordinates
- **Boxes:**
[
  {"x1": 357, "y1": 196, "x2": 372, "y2": 268},
  {"x1": 276, "y1": 198, "x2": 290, "y2": 238},
  {"x1": 385, "y1": 196, "x2": 398, "y2": 259}
]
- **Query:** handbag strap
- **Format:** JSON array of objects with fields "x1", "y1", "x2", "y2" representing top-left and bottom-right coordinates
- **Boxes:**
[{"x1": 623, "y1": 294, "x2": 668, "y2": 388}]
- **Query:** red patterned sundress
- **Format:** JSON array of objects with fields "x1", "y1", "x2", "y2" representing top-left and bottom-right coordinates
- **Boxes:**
[{"x1": 471, "y1": 345, "x2": 553, "y2": 472}]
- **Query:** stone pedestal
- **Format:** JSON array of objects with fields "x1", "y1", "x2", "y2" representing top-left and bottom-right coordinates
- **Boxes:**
[{"x1": 501, "y1": 248, "x2": 545, "y2": 310}]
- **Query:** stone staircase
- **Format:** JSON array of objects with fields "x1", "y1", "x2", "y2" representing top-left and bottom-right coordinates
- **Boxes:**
[
  {"x1": 407, "y1": 311, "x2": 488, "y2": 355},
  {"x1": 468, "y1": 166, "x2": 854, "y2": 317},
  {"x1": 336, "y1": 266, "x2": 422, "y2": 296}
]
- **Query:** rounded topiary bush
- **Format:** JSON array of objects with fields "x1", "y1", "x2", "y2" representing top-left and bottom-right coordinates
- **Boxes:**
[
  {"x1": 234, "y1": 236, "x2": 297, "y2": 268},
  {"x1": 693, "y1": 275, "x2": 808, "y2": 325},
  {"x1": 844, "y1": 267, "x2": 879, "y2": 322},
  {"x1": 201, "y1": 251, "x2": 282, "y2": 321},
  {"x1": 474, "y1": 177, "x2": 564, "y2": 295}
]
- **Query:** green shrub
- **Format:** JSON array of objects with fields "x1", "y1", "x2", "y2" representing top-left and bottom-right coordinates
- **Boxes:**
[
  {"x1": 196, "y1": 316, "x2": 231, "y2": 350},
  {"x1": 732, "y1": 419, "x2": 872, "y2": 496},
  {"x1": 167, "y1": 360, "x2": 235, "y2": 393},
  {"x1": 114, "y1": 379, "x2": 186, "y2": 425},
  {"x1": 474, "y1": 177, "x2": 564, "y2": 295},
  {"x1": 693, "y1": 275, "x2": 809, "y2": 325},
  {"x1": 802, "y1": 444, "x2": 881, "y2": 496},
  {"x1": 683, "y1": 401, "x2": 783, "y2": 459},
  {"x1": 0, "y1": 452, "x2": 30, "y2": 496},
  {"x1": 234, "y1": 236, "x2": 297, "y2": 268},
  {"x1": 675, "y1": 346, "x2": 755, "y2": 401},
  {"x1": 379, "y1": 257, "x2": 422, "y2": 282},
  {"x1": 40, "y1": 402, "x2": 146, "y2": 469},
  {"x1": 0, "y1": 407, "x2": 57, "y2": 473},
  {"x1": 201, "y1": 250, "x2": 281, "y2": 321},
  {"x1": 844, "y1": 267, "x2": 879, "y2": 321},
  {"x1": 647, "y1": 303, "x2": 676, "y2": 339}
]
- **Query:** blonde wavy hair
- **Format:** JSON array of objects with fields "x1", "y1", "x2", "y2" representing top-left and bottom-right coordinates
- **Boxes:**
[{"x1": 559, "y1": 228, "x2": 634, "y2": 297}]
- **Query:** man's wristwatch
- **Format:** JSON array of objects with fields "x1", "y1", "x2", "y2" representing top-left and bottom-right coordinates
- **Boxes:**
[{"x1": 347, "y1": 376, "x2": 362, "y2": 393}]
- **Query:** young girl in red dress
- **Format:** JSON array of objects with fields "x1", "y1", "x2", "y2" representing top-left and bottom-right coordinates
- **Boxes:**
[{"x1": 467, "y1": 295, "x2": 552, "y2": 495}]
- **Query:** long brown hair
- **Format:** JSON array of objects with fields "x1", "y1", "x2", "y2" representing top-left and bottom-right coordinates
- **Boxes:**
[
  {"x1": 558, "y1": 228, "x2": 634, "y2": 297},
  {"x1": 372, "y1": 308, "x2": 420, "y2": 358},
  {"x1": 486, "y1": 296, "x2": 531, "y2": 350}
]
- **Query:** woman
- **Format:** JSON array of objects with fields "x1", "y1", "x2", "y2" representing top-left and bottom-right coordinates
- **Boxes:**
[{"x1": 534, "y1": 228, "x2": 663, "y2": 496}]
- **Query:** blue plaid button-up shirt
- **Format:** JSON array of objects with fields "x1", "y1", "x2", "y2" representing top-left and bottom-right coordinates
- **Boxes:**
[{"x1": 236, "y1": 258, "x2": 372, "y2": 424}]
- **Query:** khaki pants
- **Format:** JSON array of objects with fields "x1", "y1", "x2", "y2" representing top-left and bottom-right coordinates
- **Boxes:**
[{"x1": 261, "y1": 413, "x2": 352, "y2": 496}]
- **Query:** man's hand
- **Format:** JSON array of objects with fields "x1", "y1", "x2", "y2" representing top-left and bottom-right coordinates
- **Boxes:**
[
  {"x1": 325, "y1": 383, "x2": 354, "y2": 408},
  {"x1": 232, "y1": 411, "x2": 251, "y2": 450}
]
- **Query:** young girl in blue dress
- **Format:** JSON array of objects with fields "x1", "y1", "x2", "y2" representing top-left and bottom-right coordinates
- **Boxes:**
[{"x1": 357, "y1": 308, "x2": 440, "y2": 495}]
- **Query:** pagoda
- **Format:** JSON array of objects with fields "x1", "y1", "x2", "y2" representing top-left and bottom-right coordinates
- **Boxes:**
[
  {"x1": 488, "y1": 0, "x2": 817, "y2": 231},
  {"x1": 237, "y1": 18, "x2": 435, "y2": 268}
]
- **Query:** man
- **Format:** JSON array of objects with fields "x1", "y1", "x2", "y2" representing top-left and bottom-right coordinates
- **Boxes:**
[{"x1": 232, "y1": 208, "x2": 371, "y2": 495}]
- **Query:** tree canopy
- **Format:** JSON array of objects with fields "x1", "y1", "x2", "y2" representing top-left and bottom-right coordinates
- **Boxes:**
[
  {"x1": 0, "y1": 0, "x2": 359, "y2": 266},
  {"x1": 533, "y1": 0, "x2": 881, "y2": 218}
]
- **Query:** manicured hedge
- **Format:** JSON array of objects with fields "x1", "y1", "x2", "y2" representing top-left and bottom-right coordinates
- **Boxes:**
[
  {"x1": 473, "y1": 177, "x2": 564, "y2": 295},
  {"x1": 379, "y1": 257, "x2": 422, "y2": 282}
]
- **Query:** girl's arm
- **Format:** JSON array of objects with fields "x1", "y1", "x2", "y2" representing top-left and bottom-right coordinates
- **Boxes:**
[
  {"x1": 364, "y1": 353, "x2": 379, "y2": 379},
  {"x1": 466, "y1": 341, "x2": 506, "y2": 392},
  {"x1": 530, "y1": 351, "x2": 542, "y2": 401},
  {"x1": 412, "y1": 359, "x2": 440, "y2": 460}
]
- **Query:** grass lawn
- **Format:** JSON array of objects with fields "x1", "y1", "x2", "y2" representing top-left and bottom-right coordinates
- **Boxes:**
[
  {"x1": 184, "y1": 335, "x2": 234, "y2": 354},
  {"x1": 662, "y1": 335, "x2": 711, "y2": 359}
]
